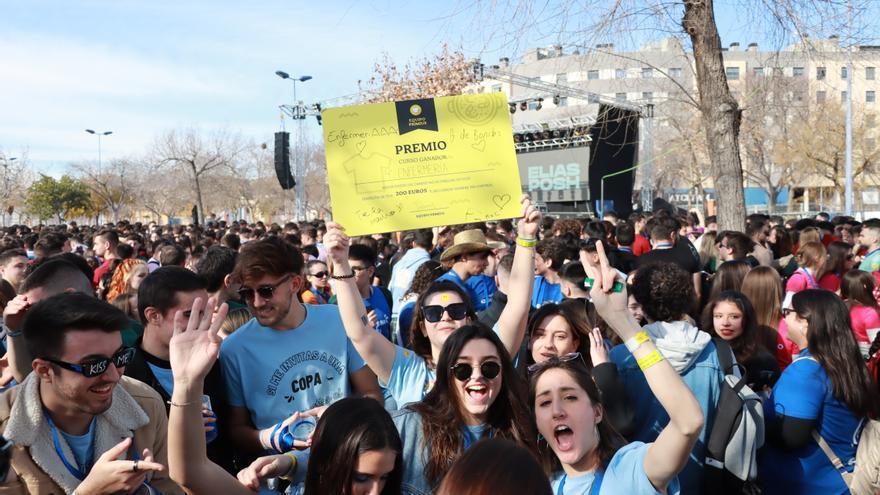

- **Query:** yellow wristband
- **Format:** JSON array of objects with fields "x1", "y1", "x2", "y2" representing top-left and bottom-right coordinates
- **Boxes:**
[
  {"x1": 516, "y1": 237, "x2": 538, "y2": 248},
  {"x1": 281, "y1": 451, "x2": 298, "y2": 480},
  {"x1": 637, "y1": 350, "x2": 664, "y2": 371},
  {"x1": 625, "y1": 331, "x2": 651, "y2": 353}
]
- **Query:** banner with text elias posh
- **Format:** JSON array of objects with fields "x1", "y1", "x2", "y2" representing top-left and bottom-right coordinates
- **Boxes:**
[{"x1": 321, "y1": 93, "x2": 522, "y2": 235}]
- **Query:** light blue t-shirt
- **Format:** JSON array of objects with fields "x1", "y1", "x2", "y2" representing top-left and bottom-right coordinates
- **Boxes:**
[
  {"x1": 147, "y1": 362, "x2": 174, "y2": 396},
  {"x1": 860, "y1": 249, "x2": 880, "y2": 273},
  {"x1": 550, "y1": 442, "x2": 680, "y2": 495},
  {"x1": 59, "y1": 417, "x2": 97, "y2": 474},
  {"x1": 220, "y1": 305, "x2": 367, "y2": 429},
  {"x1": 382, "y1": 346, "x2": 436, "y2": 408},
  {"x1": 532, "y1": 275, "x2": 563, "y2": 308},
  {"x1": 760, "y1": 351, "x2": 862, "y2": 495}
]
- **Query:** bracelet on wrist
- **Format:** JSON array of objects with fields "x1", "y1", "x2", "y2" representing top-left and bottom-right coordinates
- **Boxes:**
[
  {"x1": 515, "y1": 237, "x2": 538, "y2": 248},
  {"x1": 624, "y1": 331, "x2": 651, "y2": 353},
  {"x1": 281, "y1": 452, "x2": 298, "y2": 480},
  {"x1": 330, "y1": 272, "x2": 355, "y2": 280},
  {"x1": 637, "y1": 350, "x2": 664, "y2": 371}
]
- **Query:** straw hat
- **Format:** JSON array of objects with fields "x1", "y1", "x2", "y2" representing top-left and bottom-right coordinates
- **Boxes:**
[{"x1": 440, "y1": 229, "x2": 493, "y2": 261}]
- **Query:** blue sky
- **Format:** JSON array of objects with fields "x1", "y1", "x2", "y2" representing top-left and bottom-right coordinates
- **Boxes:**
[{"x1": 2, "y1": 0, "x2": 877, "y2": 176}]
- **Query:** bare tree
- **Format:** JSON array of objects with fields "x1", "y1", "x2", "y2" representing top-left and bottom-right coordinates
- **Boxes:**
[
  {"x1": 0, "y1": 149, "x2": 34, "y2": 226},
  {"x1": 70, "y1": 157, "x2": 138, "y2": 222},
  {"x1": 361, "y1": 44, "x2": 476, "y2": 103},
  {"x1": 151, "y1": 128, "x2": 248, "y2": 223},
  {"x1": 462, "y1": 0, "x2": 876, "y2": 229},
  {"x1": 131, "y1": 161, "x2": 192, "y2": 223}
]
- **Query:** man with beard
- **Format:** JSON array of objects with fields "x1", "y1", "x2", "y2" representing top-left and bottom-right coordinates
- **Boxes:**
[
  {"x1": 219, "y1": 237, "x2": 381, "y2": 455},
  {"x1": 0, "y1": 293, "x2": 182, "y2": 494}
]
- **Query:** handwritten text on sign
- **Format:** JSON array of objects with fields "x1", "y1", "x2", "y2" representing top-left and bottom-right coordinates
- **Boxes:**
[{"x1": 322, "y1": 93, "x2": 522, "y2": 235}]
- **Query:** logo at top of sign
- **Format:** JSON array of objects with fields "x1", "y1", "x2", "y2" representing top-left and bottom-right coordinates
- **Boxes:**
[
  {"x1": 409, "y1": 104, "x2": 423, "y2": 116},
  {"x1": 446, "y1": 94, "x2": 499, "y2": 126}
]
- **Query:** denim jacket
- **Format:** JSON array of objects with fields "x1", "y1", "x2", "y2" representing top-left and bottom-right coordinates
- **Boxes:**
[
  {"x1": 609, "y1": 321, "x2": 725, "y2": 495},
  {"x1": 392, "y1": 408, "x2": 434, "y2": 495}
]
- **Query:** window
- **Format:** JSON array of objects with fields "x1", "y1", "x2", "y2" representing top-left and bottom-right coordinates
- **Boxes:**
[
  {"x1": 669, "y1": 67, "x2": 683, "y2": 78},
  {"x1": 490, "y1": 84, "x2": 502, "y2": 93},
  {"x1": 842, "y1": 66, "x2": 848, "y2": 79},
  {"x1": 842, "y1": 91, "x2": 848, "y2": 102},
  {"x1": 556, "y1": 73, "x2": 568, "y2": 85},
  {"x1": 588, "y1": 94, "x2": 600, "y2": 104},
  {"x1": 817, "y1": 91, "x2": 827, "y2": 103},
  {"x1": 726, "y1": 67, "x2": 740, "y2": 80},
  {"x1": 615, "y1": 68, "x2": 626, "y2": 79},
  {"x1": 556, "y1": 96, "x2": 568, "y2": 107},
  {"x1": 753, "y1": 67, "x2": 764, "y2": 77},
  {"x1": 641, "y1": 67, "x2": 653, "y2": 78},
  {"x1": 615, "y1": 92, "x2": 627, "y2": 101},
  {"x1": 868, "y1": 67, "x2": 876, "y2": 80},
  {"x1": 587, "y1": 70, "x2": 600, "y2": 80},
  {"x1": 793, "y1": 66, "x2": 805, "y2": 77},
  {"x1": 642, "y1": 92, "x2": 654, "y2": 101},
  {"x1": 817, "y1": 66, "x2": 826, "y2": 80},
  {"x1": 868, "y1": 91, "x2": 876, "y2": 103}
]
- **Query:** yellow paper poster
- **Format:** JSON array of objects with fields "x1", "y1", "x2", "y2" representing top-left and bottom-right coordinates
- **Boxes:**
[{"x1": 321, "y1": 92, "x2": 522, "y2": 235}]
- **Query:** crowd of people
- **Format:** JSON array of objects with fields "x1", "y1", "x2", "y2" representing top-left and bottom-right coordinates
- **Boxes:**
[{"x1": 0, "y1": 196, "x2": 878, "y2": 494}]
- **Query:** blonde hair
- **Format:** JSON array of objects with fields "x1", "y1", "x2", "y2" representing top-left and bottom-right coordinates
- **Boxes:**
[
  {"x1": 220, "y1": 307, "x2": 252, "y2": 338},
  {"x1": 798, "y1": 227, "x2": 821, "y2": 246},
  {"x1": 741, "y1": 266, "x2": 783, "y2": 329},
  {"x1": 107, "y1": 258, "x2": 147, "y2": 303},
  {"x1": 796, "y1": 241, "x2": 827, "y2": 274}
]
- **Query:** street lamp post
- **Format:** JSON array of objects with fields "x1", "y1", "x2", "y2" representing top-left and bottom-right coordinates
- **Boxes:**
[
  {"x1": 275, "y1": 71, "x2": 312, "y2": 221},
  {"x1": 84, "y1": 129, "x2": 113, "y2": 168}
]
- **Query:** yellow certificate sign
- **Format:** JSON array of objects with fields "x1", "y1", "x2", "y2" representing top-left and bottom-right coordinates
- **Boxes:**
[{"x1": 322, "y1": 92, "x2": 522, "y2": 235}]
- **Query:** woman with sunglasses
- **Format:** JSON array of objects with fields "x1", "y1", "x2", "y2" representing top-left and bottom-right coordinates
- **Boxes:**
[
  {"x1": 818, "y1": 241, "x2": 856, "y2": 293},
  {"x1": 392, "y1": 323, "x2": 535, "y2": 493},
  {"x1": 167, "y1": 297, "x2": 405, "y2": 495},
  {"x1": 300, "y1": 260, "x2": 332, "y2": 305},
  {"x1": 762, "y1": 289, "x2": 879, "y2": 494},
  {"x1": 324, "y1": 195, "x2": 540, "y2": 407},
  {"x1": 531, "y1": 242, "x2": 704, "y2": 494}
]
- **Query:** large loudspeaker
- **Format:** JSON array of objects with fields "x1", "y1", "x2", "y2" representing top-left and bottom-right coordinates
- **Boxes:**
[
  {"x1": 588, "y1": 105, "x2": 640, "y2": 217},
  {"x1": 274, "y1": 132, "x2": 295, "y2": 190}
]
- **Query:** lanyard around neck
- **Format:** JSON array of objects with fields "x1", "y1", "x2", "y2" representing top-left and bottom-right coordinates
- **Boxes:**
[
  {"x1": 557, "y1": 469, "x2": 604, "y2": 495},
  {"x1": 45, "y1": 412, "x2": 90, "y2": 481}
]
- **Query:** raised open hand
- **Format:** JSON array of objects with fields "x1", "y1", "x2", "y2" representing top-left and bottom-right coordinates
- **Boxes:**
[{"x1": 170, "y1": 297, "x2": 228, "y2": 385}]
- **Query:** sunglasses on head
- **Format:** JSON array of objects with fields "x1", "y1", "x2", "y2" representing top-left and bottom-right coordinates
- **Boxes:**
[
  {"x1": 45, "y1": 346, "x2": 136, "y2": 378},
  {"x1": 237, "y1": 275, "x2": 291, "y2": 302},
  {"x1": 422, "y1": 302, "x2": 469, "y2": 323},
  {"x1": 309, "y1": 271, "x2": 328, "y2": 278},
  {"x1": 450, "y1": 361, "x2": 502, "y2": 381},
  {"x1": 527, "y1": 352, "x2": 586, "y2": 374}
]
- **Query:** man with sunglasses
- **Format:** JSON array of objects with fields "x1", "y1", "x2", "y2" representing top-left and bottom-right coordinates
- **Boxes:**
[
  {"x1": 0, "y1": 292, "x2": 182, "y2": 494},
  {"x1": 219, "y1": 237, "x2": 381, "y2": 455}
]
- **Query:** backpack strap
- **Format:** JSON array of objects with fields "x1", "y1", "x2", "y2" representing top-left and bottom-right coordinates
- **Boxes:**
[
  {"x1": 590, "y1": 469, "x2": 604, "y2": 495},
  {"x1": 711, "y1": 337, "x2": 741, "y2": 378},
  {"x1": 811, "y1": 430, "x2": 854, "y2": 486}
]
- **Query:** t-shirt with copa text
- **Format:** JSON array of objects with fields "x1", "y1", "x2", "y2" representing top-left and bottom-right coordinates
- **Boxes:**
[{"x1": 219, "y1": 304, "x2": 367, "y2": 429}]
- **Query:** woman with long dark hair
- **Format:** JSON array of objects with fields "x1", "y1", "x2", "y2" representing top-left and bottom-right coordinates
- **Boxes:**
[
  {"x1": 325, "y1": 196, "x2": 540, "y2": 407},
  {"x1": 530, "y1": 242, "x2": 704, "y2": 493},
  {"x1": 761, "y1": 289, "x2": 880, "y2": 494},
  {"x1": 393, "y1": 324, "x2": 536, "y2": 493},
  {"x1": 818, "y1": 241, "x2": 855, "y2": 292},
  {"x1": 166, "y1": 297, "x2": 404, "y2": 495},
  {"x1": 701, "y1": 291, "x2": 779, "y2": 391},
  {"x1": 841, "y1": 270, "x2": 880, "y2": 358}
]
